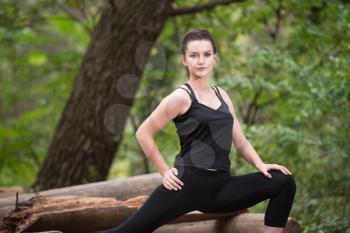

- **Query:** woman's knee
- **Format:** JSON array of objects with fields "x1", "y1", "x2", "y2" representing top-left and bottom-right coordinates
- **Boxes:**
[{"x1": 270, "y1": 170, "x2": 296, "y2": 193}]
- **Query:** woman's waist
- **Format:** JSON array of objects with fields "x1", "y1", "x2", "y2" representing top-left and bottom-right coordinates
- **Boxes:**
[{"x1": 174, "y1": 164, "x2": 230, "y2": 177}]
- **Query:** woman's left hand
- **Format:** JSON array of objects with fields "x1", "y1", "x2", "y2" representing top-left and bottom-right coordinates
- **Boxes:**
[{"x1": 256, "y1": 163, "x2": 293, "y2": 179}]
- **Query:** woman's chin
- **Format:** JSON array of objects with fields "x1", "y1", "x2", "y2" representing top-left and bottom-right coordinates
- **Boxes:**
[{"x1": 195, "y1": 70, "x2": 210, "y2": 77}]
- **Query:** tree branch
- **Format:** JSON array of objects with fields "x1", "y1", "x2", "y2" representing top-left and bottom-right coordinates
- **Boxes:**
[
  {"x1": 258, "y1": 91, "x2": 289, "y2": 108},
  {"x1": 270, "y1": 0, "x2": 283, "y2": 40},
  {"x1": 169, "y1": 0, "x2": 245, "y2": 17},
  {"x1": 244, "y1": 88, "x2": 261, "y2": 125}
]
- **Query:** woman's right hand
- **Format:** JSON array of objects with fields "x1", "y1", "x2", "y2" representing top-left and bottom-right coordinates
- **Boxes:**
[{"x1": 162, "y1": 168, "x2": 184, "y2": 191}]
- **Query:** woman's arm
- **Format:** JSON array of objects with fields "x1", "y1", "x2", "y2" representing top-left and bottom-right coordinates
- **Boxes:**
[
  {"x1": 217, "y1": 87, "x2": 292, "y2": 177},
  {"x1": 217, "y1": 87, "x2": 265, "y2": 169},
  {"x1": 135, "y1": 89, "x2": 188, "y2": 176}
]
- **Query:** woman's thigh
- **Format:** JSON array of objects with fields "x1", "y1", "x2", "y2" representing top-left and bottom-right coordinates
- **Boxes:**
[
  {"x1": 111, "y1": 166, "x2": 216, "y2": 232},
  {"x1": 198, "y1": 170, "x2": 293, "y2": 213},
  {"x1": 123, "y1": 185, "x2": 195, "y2": 230}
]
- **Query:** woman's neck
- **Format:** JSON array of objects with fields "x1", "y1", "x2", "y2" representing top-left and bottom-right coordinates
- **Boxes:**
[{"x1": 187, "y1": 76, "x2": 210, "y2": 91}]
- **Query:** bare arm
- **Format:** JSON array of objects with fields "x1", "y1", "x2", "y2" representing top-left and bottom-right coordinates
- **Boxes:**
[
  {"x1": 135, "y1": 89, "x2": 189, "y2": 177},
  {"x1": 217, "y1": 87, "x2": 265, "y2": 169}
]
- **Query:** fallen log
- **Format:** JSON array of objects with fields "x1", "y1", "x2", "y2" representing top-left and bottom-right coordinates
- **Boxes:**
[
  {"x1": 0, "y1": 195, "x2": 246, "y2": 233},
  {"x1": 0, "y1": 188, "x2": 24, "y2": 199},
  {"x1": 0, "y1": 173, "x2": 162, "y2": 226},
  {"x1": 0, "y1": 195, "x2": 146, "y2": 233},
  {"x1": 155, "y1": 213, "x2": 303, "y2": 233},
  {"x1": 0, "y1": 173, "x2": 303, "y2": 233}
]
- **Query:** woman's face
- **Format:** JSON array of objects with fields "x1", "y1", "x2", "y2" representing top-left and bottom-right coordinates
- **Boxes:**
[{"x1": 181, "y1": 40, "x2": 217, "y2": 78}]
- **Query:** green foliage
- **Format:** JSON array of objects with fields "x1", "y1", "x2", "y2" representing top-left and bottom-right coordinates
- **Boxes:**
[{"x1": 0, "y1": 0, "x2": 90, "y2": 189}]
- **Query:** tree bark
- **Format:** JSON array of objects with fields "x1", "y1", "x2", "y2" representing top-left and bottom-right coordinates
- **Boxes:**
[{"x1": 32, "y1": 0, "x2": 174, "y2": 190}]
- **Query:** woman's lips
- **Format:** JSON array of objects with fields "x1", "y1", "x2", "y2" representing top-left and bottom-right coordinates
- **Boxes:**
[{"x1": 197, "y1": 67, "x2": 207, "y2": 70}]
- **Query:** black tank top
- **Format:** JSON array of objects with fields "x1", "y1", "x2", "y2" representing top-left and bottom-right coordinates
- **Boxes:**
[{"x1": 172, "y1": 82, "x2": 234, "y2": 171}]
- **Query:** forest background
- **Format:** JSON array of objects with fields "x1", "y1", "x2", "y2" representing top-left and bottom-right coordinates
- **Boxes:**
[{"x1": 0, "y1": 0, "x2": 349, "y2": 232}]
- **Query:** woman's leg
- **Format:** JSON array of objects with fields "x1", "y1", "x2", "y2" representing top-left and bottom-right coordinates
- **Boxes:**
[
  {"x1": 198, "y1": 170, "x2": 296, "y2": 229},
  {"x1": 102, "y1": 184, "x2": 196, "y2": 233},
  {"x1": 102, "y1": 166, "x2": 220, "y2": 233}
]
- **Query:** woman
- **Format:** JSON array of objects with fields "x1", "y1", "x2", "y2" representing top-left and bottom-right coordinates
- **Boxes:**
[{"x1": 103, "y1": 29, "x2": 296, "y2": 233}]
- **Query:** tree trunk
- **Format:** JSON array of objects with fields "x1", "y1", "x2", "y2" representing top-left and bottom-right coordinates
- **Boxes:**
[{"x1": 32, "y1": 0, "x2": 173, "y2": 190}]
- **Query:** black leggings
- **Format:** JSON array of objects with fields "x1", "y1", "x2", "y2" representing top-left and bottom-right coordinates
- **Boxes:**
[{"x1": 103, "y1": 165, "x2": 296, "y2": 233}]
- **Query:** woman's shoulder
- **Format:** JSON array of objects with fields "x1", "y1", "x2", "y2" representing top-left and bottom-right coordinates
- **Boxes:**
[
  {"x1": 170, "y1": 84, "x2": 192, "y2": 100},
  {"x1": 162, "y1": 84, "x2": 192, "y2": 106},
  {"x1": 174, "y1": 84, "x2": 191, "y2": 94}
]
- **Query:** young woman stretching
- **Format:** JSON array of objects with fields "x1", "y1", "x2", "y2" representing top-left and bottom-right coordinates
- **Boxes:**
[{"x1": 103, "y1": 29, "x2": 296, "y2": 233}]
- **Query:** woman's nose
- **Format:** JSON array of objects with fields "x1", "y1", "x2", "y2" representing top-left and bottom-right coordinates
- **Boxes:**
[{"x1": 198, "y1": 55, "x2": 204, "y2": 64}]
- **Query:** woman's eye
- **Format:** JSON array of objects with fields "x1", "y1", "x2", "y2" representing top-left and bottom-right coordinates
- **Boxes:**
[
  {"x1": 190, "y1": 55, "x2": 196, "y2": 58},
  {"x1": 205, "y1": 53, "x2": 211, "y2": 57}
]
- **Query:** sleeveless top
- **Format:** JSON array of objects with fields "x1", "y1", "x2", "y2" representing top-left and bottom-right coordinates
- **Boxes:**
[{"x1": 172, "y1": 82, "x2": 234, "y2": 171}]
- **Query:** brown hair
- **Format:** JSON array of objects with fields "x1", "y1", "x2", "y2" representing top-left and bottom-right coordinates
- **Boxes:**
[{"x1": 181, "y1": 29, "x2": 217, "y2": 55}]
